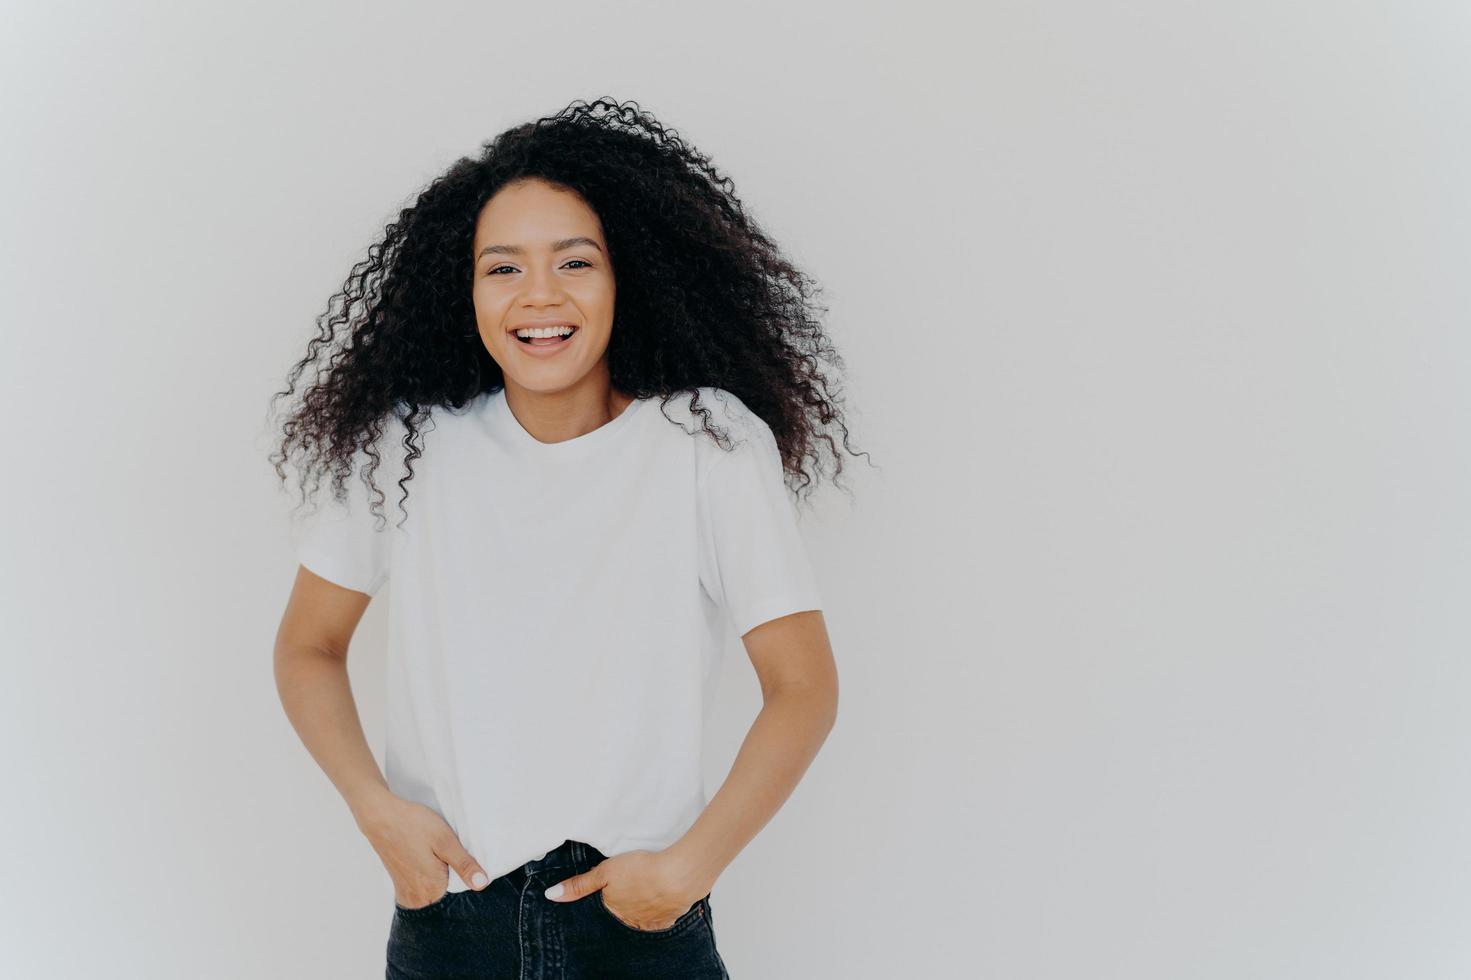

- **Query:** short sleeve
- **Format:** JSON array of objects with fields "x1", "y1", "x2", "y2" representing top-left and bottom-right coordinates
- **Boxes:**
[
  {"x1": 289, "y1": 449, "x2": 404, "y2": 598},
  {"x1": 696, "y1": 414, "x2": 823, "y2": 637}
]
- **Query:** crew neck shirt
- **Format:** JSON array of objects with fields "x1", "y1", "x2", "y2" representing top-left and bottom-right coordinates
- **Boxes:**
[{"x1": 288, "y1": 386, "x2": 823, "y2": 891}]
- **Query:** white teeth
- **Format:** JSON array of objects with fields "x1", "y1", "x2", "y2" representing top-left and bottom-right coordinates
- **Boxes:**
[{"x1": 515, "y1": 326, "x2": 575, "y2": 339}]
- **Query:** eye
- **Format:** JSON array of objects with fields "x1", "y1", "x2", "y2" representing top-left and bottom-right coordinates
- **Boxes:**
[{"x1": 484, "y1": 259, "x2": 592, "y2": 277}]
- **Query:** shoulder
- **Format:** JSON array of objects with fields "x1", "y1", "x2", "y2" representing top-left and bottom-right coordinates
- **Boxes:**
[
  {"x1": 660, "y1": 387, "x2": 781, "y2": 486},
  {"x1": 341, "y1": 403, "x2": 423, "y2": 488},
  {"x1": 659, "y1": 386, "x2": 770, "y2": 439},
  {"x1": 361, "y1": 404, "x2": 414, "y2": 465},
  {"x1": 656, "y1": 386, "x2": 773, "y2": 455}
]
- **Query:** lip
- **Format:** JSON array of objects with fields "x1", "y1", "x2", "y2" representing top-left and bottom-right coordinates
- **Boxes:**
[
  {"x1": 508, "y1": 321, "x2": 578, "y2": 333},
  {"x1": 509, "y1": 323, "x2": 579, "y2": 357}
]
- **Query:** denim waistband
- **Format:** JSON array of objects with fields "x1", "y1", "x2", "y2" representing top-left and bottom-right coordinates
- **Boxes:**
[{"x1": 520, "y1": 839, "x2": 603, "y2": 878}]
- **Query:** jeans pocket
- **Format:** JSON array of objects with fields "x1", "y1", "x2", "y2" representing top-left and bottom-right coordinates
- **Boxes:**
[
  {"x1": 592, "y1": 890, "x2": 708, "y2": 938},
  {"x1": 394, "y1": 884, "x2": 456, "y2": 917}
]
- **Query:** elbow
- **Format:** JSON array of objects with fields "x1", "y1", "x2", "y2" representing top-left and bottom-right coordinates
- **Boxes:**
[{"x1": 769, "y1": 674, "x2": 838, "y2": 732}]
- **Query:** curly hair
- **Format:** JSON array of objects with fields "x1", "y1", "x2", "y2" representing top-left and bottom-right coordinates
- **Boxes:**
[{"x1": 269, "y1": 96, "x2": 870, "y2": 528}]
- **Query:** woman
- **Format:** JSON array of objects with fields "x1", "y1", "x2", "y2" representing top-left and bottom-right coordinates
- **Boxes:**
[{"x1": 270, "y1": 97, "x2": 864, "y2": 978}]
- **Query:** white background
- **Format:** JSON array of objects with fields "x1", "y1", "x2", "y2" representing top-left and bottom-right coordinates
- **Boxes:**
[{"x1": 3, "y1": 1, "x2": 1468, "y2": 977}]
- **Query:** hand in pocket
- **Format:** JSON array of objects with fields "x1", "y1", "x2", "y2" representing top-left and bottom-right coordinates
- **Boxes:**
[{"x1": 356, "y1": 795, "x2": 491, "y2": 907}]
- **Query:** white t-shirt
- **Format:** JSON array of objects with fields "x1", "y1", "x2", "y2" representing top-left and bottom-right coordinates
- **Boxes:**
[{"x1": 288, "y1": 385, "x2": 823, "y2": 890}]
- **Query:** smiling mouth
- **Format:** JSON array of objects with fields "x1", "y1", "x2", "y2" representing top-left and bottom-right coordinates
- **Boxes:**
[{"x1": 514, "y1": 326, "x2": 579, "y2": 347}]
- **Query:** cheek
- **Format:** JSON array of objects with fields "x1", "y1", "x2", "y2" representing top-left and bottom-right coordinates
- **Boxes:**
[
  {"x1": 575, "y1": 279, "x2": 617, "y2": 317},
  {"x1": 472, "y1": 283, "x2": 509, "y2": 321}
]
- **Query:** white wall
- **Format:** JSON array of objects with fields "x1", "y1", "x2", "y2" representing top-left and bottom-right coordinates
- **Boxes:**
[{"x1": 2, "y1": 1, "x2": 1467, "y2": 977}]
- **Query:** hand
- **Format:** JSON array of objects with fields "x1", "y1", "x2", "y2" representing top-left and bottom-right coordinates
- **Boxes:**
[
  {"x1": 355, "y1": 793, "x2": 491, "y2": 907},
  {"x1": 542, "y1": 849, "x2": 706, "y2": 931}
]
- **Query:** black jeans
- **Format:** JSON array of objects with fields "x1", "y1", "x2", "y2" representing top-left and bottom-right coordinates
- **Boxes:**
[{"x1": 386, "y1": 839, "x2": 730, "y2": 979}]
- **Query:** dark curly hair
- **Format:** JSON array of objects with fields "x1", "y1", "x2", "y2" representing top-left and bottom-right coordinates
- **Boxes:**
[{"x1": 269, "y1": 97, "x2": 870, "y2": 528}]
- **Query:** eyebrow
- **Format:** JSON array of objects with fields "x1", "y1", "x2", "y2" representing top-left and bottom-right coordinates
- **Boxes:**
[{"x1": 477, "y1": 236, "x2": 604, "y2": 260}]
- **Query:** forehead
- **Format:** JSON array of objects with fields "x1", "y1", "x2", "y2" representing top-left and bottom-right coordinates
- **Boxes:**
[{"x1": 473, "y1": 180, "x2": 604, "y2": 248}]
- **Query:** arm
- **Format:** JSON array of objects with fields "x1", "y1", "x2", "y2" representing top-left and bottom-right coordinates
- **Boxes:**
[
  {"x1": 272, "y1": 565, "x2": 394, "y2": 826},
  {"x1": 273, "y1": 565, "x2": 493, "y2": 903},
  {"x1": 664, "y1": 608, "x2": 839, "y2": 896}
]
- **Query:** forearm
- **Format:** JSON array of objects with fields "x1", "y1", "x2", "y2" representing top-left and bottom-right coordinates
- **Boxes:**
[
  {"x1": 273, "y1": 644, "x2": 395, "y2": 826},
  {"x1": 666, "y1": 683, "x2": 837, "y2": 893}
]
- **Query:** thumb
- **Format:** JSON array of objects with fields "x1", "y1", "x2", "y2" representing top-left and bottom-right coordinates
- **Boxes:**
[
  {"x1": 436, "y1": 837, "x2": 491, "y2": 891},
  {"x1": 543, "y1": 864, "x2": 606, "y2": 902}
]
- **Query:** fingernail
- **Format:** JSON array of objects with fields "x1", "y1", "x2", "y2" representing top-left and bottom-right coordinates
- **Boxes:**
[
  {"x1": 472, "y1": 872, "x2": 489, "y2": 889},
  {"x1": 544, "y1": 882, "x2": 564, "y2": 900}
]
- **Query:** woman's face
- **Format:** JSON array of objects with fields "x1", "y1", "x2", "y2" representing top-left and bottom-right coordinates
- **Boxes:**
[{"x1": 471, "y1": 178, "x2": 616, "y2": 395}]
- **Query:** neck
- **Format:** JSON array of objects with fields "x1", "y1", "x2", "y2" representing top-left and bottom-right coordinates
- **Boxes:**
[{"x1": 503, "y1": 379, "x2": 634, "y2": 445}]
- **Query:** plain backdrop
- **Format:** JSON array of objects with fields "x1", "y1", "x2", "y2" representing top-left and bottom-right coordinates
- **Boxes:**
[{"x1": 2, "y1": 1, "x2": 1468, "y2": 977}]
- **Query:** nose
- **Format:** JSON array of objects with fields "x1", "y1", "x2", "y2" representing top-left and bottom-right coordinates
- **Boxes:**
[{"x1": 518, "y1": 264, "x2": 567, "y2": 307}]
